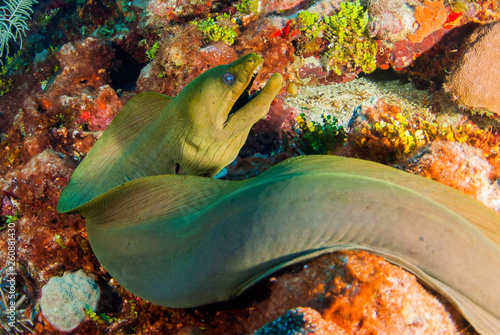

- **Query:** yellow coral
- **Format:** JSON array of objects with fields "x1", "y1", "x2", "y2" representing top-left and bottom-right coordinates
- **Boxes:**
[
  {"x1": 374, "y1": 112, "x2": 431, "y2": 154},
  {"x1": 364, "y1": 110, "x2": 500, "y2": 160}
]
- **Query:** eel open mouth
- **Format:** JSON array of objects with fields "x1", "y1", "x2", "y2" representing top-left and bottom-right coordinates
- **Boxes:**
[{"x1": 227, "y1": 66, "x2": 261, "y2": 121}]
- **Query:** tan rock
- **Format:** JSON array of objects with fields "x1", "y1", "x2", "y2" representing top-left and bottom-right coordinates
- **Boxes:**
[{"x1": 445, "y1": 21, "x2": 500, "y2": 115}]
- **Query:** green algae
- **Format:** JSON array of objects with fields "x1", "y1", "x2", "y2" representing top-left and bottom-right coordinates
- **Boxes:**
[{"x1": 297, "y1": 0, "x2": 377, "y2": 75}]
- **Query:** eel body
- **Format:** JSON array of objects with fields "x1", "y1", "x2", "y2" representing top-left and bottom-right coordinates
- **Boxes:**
[{"x1": 57, "y1": 55, "x2": 500, "y2": 335}]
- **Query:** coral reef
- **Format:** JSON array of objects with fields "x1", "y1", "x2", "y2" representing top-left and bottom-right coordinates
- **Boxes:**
[
  {"x1": 322, "y1": 0, "x2": 377, "y2": 75},
  {"x1": 473, "y1": 0, "x2": 500, "y2": 23},
  {"x1": 137, "y1": 38, "x2": 238, "y2": 96},
  {"x1": 295, "y1": 1, "x2": 378, "y2": 76},
  {"x1": 58, "y1": 85, "x2": 123, "y2": 132},
  {"x1": 0, "y1": 148, "x2": 101, "y2": 289},
  {"x1": 0, "y1": 0, "x2": 499, "y2": 333},
  {"x1": 143, "y1": 0, "x2": 211, "y2": 28},
  {"x1": 19, "y1": 97, "x2": 51, "y2": 162},
  {"x1": 260, "y1": 0, "x2": 308, "y2": 14},
  {"x1": 445, "y1": 21, "x2": 500, "y2": 115},
  {"x1": 347, "y1": 100, "x2": 435, "y2": 161},
  {"x1": 235, "y1": 0, "x2": 259, "y2": 16},
  {"x1": 366, "y1": 0, "x2": 498, "y2": 73},
  {"x1": 40, "y1": 37, "x2": 115, "y2": 108},
  {"x1": 0, "y1": 41, "x2": 115, "y2": 329},
  {"x1": 321, "y1": 252, "x2": 461, "y2": 333},
  {"x1": 235, "y1": 16, "x2": 295, "y2": 86},
  {"x1": 40, "y1": 269, "x2": 100, "y2": 332},
  {"x1": 400, "y1": 23, "x2": 475, "y2": 85}
]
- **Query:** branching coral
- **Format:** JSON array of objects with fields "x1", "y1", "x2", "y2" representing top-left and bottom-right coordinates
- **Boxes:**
[
  {"x1": 372, "y1": 112, "x2": 431, "y2": 154},
  {"x1": 296, "y1": 1, "x2": 377, "y2": 75},
  {"x1": 190, "y1": 14, "x2": 239, "y2": 45},
  {"x1": 322, "y1": 0, "x2": 377, "y2": 75},
  {"x1": 295, "y1": 11, "x2": 324, "y2": 54},
  {"x1": 297, "y1": 10, "x2": 323, "y2": 40}
]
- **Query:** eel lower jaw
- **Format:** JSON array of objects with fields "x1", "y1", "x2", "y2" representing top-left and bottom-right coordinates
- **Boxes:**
[{"x1": 224, "y1": 72, "x2": 283, "y2": 127}]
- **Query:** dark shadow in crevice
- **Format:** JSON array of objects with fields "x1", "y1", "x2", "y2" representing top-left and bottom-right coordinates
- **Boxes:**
[{"x1": 110, "y1": 44, "x2": 143, "y2": 93}]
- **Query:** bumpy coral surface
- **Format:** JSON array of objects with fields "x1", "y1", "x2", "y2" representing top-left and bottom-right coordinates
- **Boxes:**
[
  {"x1": 42, "y1": 37, "x2": 115, "y2": 101},
  {"x1": 40, "y1": 270, "x2": 100, "y2": 332},
  {"x1": 410, "y1": 140, "x2": 500, "y2": 212},
  {"x1": 137, "y1": 25, "x2": 238, "y2": 96},
  {"x1": 367, "y1": 0, "x2": 416, "y2": 42},
  {"x1": 344, "y1": 98, "x2": 500, "y2": 213},
  {"x1": 144, "y1": 0, "x2": 211, "y2": 27},
  {"x1": 235, "y1": 16, "x2": 295, "y2": 86},
  {"x1": 260, "y1": 0, "x2": 308, "y2": 14},
  {"x1": 445, "y1": 21, "x2": 500, "y2": 115}
]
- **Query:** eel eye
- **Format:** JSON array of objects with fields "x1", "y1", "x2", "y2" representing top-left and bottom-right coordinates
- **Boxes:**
[{"x1": 223, "y1": 72, "x2": 235, "y2": 85}]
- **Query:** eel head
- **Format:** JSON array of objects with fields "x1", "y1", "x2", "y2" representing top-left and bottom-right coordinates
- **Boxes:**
[{"x1": 173, "y1": 53, "x2": 283, "y2": 177}]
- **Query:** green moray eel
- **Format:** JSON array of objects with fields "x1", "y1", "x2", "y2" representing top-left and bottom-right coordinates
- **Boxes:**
[
  {"x1": 58, "y1": 55, "x2": 500, "y2": 335},
  {"x1": 58, "y1": 53, "x2": 283, "y2": 211}
]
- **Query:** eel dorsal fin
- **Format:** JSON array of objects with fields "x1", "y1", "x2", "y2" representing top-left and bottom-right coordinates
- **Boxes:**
[
  {"x1": 75, "y1": 174, "x2": 242, "y2": 224},
  {"x1": 304, "y1": 155, "x2": 500, "y2": 247},
  {"x1": 58, "y1": 92, "x2": 173, "y2": 213}
]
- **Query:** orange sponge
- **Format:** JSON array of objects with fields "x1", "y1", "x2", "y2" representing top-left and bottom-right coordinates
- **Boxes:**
[{"x1": 407, "y1": 0, "x2": 448, "y2": 43}]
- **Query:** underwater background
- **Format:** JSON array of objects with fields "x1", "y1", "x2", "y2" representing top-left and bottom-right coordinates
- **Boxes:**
[{"x1": 0, "y1": 0, "x2": 499, "y2": 333}]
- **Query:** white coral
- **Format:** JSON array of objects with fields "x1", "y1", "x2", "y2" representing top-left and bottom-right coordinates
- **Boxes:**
[{"x1": 0, "y1": 0, "x2": 37, "y2": 63}]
